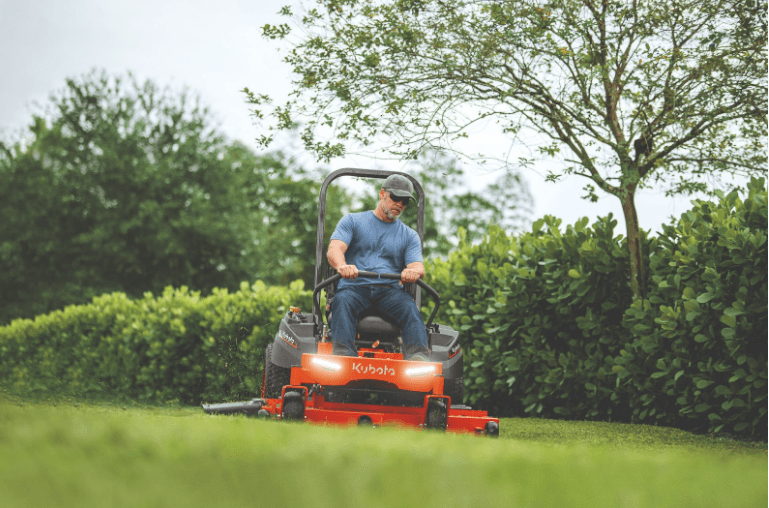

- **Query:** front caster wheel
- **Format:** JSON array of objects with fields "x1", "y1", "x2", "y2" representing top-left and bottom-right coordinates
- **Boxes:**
[
  {"x1": 282, "y1": 391, "x2": 305, "y2": 421},
  {"x1": 425, "y1": 398, "x2": 447, "y2": 431}
]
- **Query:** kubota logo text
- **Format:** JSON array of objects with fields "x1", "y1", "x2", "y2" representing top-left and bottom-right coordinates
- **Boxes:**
[
  {"x1": 279, "y1": 330, "x2": 297, "y2": 348},
  {"x1": 352, "y1": 362, "x2": 395, "y2": 376}
]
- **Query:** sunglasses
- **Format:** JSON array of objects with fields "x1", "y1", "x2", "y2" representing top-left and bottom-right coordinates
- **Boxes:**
[{"x1": 389, "y1": 193, "x2": 410, "y2": 205}]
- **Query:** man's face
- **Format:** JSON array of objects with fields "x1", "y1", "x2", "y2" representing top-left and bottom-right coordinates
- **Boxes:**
[{"x1": 380, "y1": 190, "x2": 409, "y2": 220}]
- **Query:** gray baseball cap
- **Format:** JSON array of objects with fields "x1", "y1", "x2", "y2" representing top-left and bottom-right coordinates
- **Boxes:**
[{"x1": 382, "y1": 174, "x2": 416, "y2": 199}]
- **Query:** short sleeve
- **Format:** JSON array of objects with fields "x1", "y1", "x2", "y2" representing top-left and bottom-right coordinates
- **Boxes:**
[
  {"x1": 404, "y1": 230, "x2": 422, "y2": 265},
  {"x1": 330, "y1": 214, "x2": 354, "y2": 246}
]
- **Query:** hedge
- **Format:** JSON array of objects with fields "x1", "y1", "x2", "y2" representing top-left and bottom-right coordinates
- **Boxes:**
[
  {"x1": 0, "y1": 281, "x2": 312, "y2": 404},
  {"x1": 425, "y1": 178, "x2": 767, "y2": 437},
  {"x1": 621, "y1": 180, "x2": 767, "y2": 435}
]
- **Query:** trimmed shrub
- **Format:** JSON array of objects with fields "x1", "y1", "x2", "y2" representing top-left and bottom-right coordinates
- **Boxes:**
[
  {"x1": 425, "y1": 178, "x2": 767, "y2": 437},
  {"x1": 426, "y1": 215, "x2": 639, "y2": 420},
  {"x1": 0, "y1": 281, "x2": 311, "y2": 404},
  {"x1": 622, "y1": 179, "x2": 767, "y2": 435}
]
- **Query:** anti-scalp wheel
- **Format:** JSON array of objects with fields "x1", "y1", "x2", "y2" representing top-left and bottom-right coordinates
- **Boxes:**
[{"x1": 484, "y1": 421, "x2": 499, "y2": 438}]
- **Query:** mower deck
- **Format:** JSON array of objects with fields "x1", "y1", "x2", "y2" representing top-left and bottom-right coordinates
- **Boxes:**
[
  {"x1": 259, "y1": 347, "x2": 499, "y2": 436},
  {"x1": 260, "y1": 393, "x2": 498, "y2": 435}
]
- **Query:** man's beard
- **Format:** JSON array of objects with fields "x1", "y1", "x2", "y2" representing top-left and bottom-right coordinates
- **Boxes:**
[{"x1": 382, "y1": 203, "x2": 400, "y2": 220}]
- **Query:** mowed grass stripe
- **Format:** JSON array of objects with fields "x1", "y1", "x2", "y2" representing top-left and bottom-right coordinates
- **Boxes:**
[{"x1": 0, "y1": 398, "x2": 765, "y2": 508}]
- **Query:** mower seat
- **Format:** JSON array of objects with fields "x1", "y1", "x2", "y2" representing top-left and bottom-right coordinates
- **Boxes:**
[{"x1": 355, "y1": 309, "x2": 400, "y2": 339}]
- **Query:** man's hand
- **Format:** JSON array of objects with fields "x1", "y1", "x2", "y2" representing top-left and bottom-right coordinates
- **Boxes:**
[
  {"x1": 338, "y1": 264, "x2": 358, "y2": 279},
  {"x1": 400, "y1": 268, "x2": 422, "y2": 284}
]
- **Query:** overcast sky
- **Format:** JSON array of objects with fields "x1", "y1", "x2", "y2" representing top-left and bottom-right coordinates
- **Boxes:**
[{"x1": 0, "y1": 0, "x2": 732, "y2": 235}]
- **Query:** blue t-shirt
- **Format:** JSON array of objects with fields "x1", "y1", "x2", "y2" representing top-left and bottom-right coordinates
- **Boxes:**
[{"x1": 330, "y1": 211, "x2": 423, "y2": 289}]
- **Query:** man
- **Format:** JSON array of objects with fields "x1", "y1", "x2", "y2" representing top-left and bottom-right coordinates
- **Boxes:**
[{"x1": 326, "y1": 174, "x2": 430, "y2": 361}]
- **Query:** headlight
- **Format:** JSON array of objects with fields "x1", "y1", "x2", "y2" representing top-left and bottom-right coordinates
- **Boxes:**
[
  {"x1": 312, "y1": 357, "x2": 342, "y2": 371},
  {"x1": 406, "y1": 365, "x2": 436, "y2": 377}
]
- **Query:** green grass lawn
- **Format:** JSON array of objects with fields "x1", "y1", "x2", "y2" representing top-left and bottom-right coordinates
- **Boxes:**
[{"x1": 1, "y1": 394, "x2": 765, "y2": 508}]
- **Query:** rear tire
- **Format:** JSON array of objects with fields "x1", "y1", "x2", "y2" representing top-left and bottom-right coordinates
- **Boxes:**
[
  {"x1": 264, "y1": 343, "x2": 291, "y2": 399},
  {"x1": 444, "y1": 376, "x2": 464, "y2": 407}
]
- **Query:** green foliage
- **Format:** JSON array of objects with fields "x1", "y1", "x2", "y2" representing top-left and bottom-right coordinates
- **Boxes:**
[
  {"x1": 427, "y1": 214, "x2": 635, "y2": 418},
  {"x1": 0, "y1": 71, "x2": 252, "y2": 318},
  {"x1": 242, "y1": 154, "x2": 353, "y2": 287},
  {"x1": 621, "y1": 177, "x2": 768, "y2": 435},
  {"x1": 0, "y1": 70, "x2": 353, "y2": 324},
  {"x1": 426, "y1": 179, "x2": 767, "y2": 436},
  {"x1": 0, "y1": 281, "x2": 312, "y2": 404},
  {"x1": 0, "y1": 70, "x2": 252, "y2": 322}
]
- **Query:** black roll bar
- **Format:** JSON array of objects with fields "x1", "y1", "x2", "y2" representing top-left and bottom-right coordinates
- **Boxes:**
[{"x1": 313, "y1": 169, "x2": 426, "y2": 321}]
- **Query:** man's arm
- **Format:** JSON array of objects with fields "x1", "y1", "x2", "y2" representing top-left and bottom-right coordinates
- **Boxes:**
[
  {"x1": 401, "y1": 261, "x2": 424, "y2": 284},
  {"x1": 327, "y1": 239, "x2": 358, "y2": 279}
]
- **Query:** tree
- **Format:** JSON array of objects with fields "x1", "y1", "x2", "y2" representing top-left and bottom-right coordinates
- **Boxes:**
[
  {"x1": 252, "y1": 0, "x2": 768, "y2": 298},
  {"x1": 0, "y1": 70, "x2": 352, "y2": 324},
  {"x1": 245, "y1": 151, "x2": 355, "y2": 286}
]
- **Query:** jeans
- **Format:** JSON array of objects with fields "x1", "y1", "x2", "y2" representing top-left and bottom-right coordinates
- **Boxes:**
[{"x1": 330, "y1": 285, "x2": 429, "y2": 359}]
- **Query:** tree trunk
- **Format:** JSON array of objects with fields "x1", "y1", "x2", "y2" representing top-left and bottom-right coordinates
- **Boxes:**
[{"x1": 620, "y1": 186, "x2": 645, "y2": 300}]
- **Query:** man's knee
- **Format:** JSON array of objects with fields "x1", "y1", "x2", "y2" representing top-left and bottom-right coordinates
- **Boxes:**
[
  {"x1": 398, "y1": 297, "x2": 419, "y2": 314},
  {"x1": 331, "y1": 289, "x2": 356, "y2": 312},
  {"x1": 385, "y1": 292, "x2": 423, "y2": 325},
  {"x1": 331, "y1": 289, "x2": 371, "y2": 323}
]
